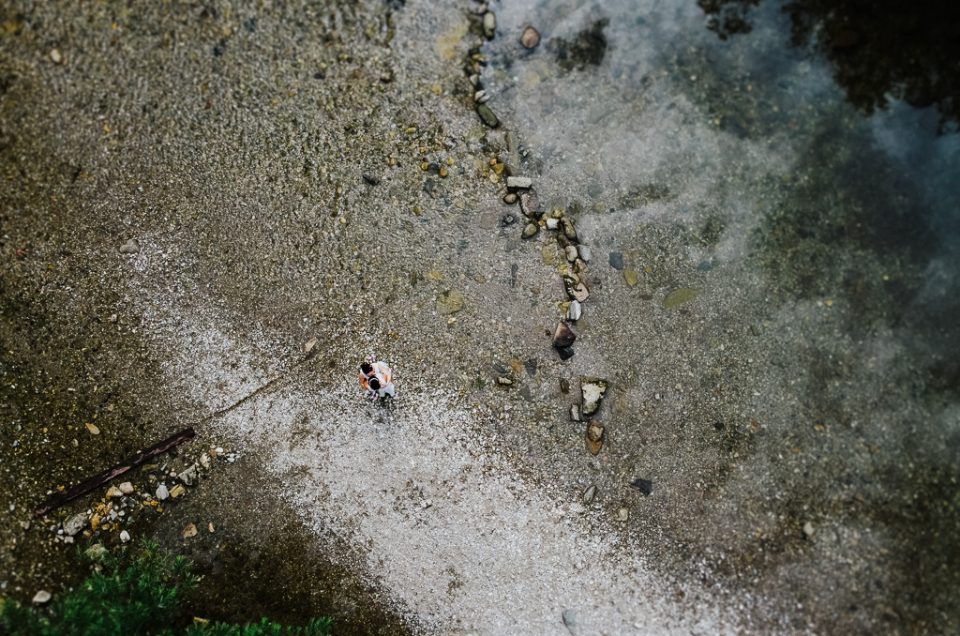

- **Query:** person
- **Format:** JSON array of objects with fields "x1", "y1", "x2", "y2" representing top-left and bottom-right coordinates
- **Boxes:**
[{"x1": 359, "y1": 357, "x2": 395, "y2": 401}]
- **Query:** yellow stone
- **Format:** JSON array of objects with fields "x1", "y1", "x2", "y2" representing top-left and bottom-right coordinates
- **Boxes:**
[
  {"x1": 85, "y1": 422, "x2": 100, "y2": 435},
  {"x1": 623, "y1": 269, "x2": 639, "y2": 287}
]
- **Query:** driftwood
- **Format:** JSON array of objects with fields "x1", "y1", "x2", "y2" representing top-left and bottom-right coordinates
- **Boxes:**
[{"x1": 34, "y1": 427, "x2": 195, "y2": 517}]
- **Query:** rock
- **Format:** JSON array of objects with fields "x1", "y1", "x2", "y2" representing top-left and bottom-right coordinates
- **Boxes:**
[
  {"x1": 32, "y1": 590, "x2": 52, "y2": 605},
  {"x1": 630, "y1": 478, "x2": 653, "y2": 495},
  {"x1": 568, "y1": 282, "x2": 589, "y2": 303},
  {"x1": 663, "y1": 287, "x2": 701, "y2": 309},
  {"x1": 521, "y1": 26, "x2": 541, "y2": 49},
  {"x1": 155, "y1": 484, "x2": 169, "y2": 501},
  {"x1": 499, "y1": 213, "x2": 517, "y2": 227},
  {"x1": 199, "y1": 453, "x2": 211, "y2": 469},
  {"x1": 118, "y1": 238, "x2": 140, "y2": 254},
  {"x1": 617, "y1": 507, "x2": 629, "y2": 522},
  {"x1": 182, "y1": 523, "x2": 198, "y2": 539},
  {"x1": 582, "y1": 485, "x2": 597, "y2": 504},
  {"x1": 570, "y1": 404, "x2": 581, "y2": 421},
  {"x1": 556, "y1": 346, "x2": 575, "y2": 361},
  {"x1": 586, "y1": 421, "x2": 604, "y2": 455},
  {"x1": 106, "y1": 486, "x2": 123, "y2": 499},
  {"x1": 49, "y1": 48, "x2": 63, "y2": 64},
  {"x1": 561, "y1": 609, "x2": 578, "y2": 635},
  {"x1": 63, "y1": 513, "x2": 87, "y2": 536},
  {"x1": 482, "y1": 11, "x2": 496, "y2": 39},
  {"x1": 84, "y1": 543, "x2": 108, "y2": 562},
  {"x1": 520, "y1": 190, "x2": 541, "y2": 218},
  {"x1": 803, "y1": 521, "x2": 815, "y2": 538},
  {"x1": 476, "y1": 103, "x2": 499, "y2": 128},
  {"x1": 118, "y1": 482, "x2": 134, "y2": 495},
  {"x1": 559, "y1": 378, "x2": 570, "y2": 393},
  {"x1": 361, "y1": 173, "x2": 380, "y2": 185},
  {"x1": 208, "y1": 522, "x2": 216, "y2": 533},
  {"x1": 169, "y1": 484, "x2": 186, "y2": 498},
  {"x1": 119, "y1": 530, "x2": 131, "y2": 543},
  {"x1": 608, "y1": 251, "x2": 624, "y2": 270},
  {"x1": 581, "y1": 377, "x2": 608, "y2": 416},
  {"x1": 522, "y1": 222, "x2": 539, "y2": 239},
  {"x1": 567, "y1": 300, "x2": 582, "y2": 321},
  {"x1": 545, "y1": 217, "x2": 559, "y2": 230},
  {"x1": 85, "y1": 422, "x2": 100, "y2": 435},
  {"x1": 474, "y1": 89, "x2": 489, "y2": 104},
  {"x1": 562, "y1": 218, "x2": 578, "y2": 242},
  {"x1": 303, "y1": 337, "x2": 318, "y2": 356},
  {"x1": 553, "y1": 322, "x2": 576, "y2": 348},
  {"x1": 623, "y1": 268, "x2": 639, "y2": 287},
  {"x1": 578, "y1": 245, "x2": 592, "y2": 262},
  {"x1": 565, "y1": 245, "x2": 578, "y2": 262},
  {"x1": 496, "y1": 376, "x2": 513, "y2": 386},
  {"x1": 503, "y1": 192, "x2": 518, "y2": 204},
  {"x1": 468, "y1": 73, "x2": 481, "y2": 87},
  {"x1": 506, "y1": 176, "x2": 533, "y2": 189},
  {"x1": 179, "y1": 465, "x2": 199, "y2": 486},
  {"x1": 436, "y1": 289, "x2": 465, "y2": 315}
]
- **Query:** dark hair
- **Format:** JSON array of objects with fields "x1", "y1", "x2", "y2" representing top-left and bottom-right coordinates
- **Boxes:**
[
  {"x1": 368, "y1": 377, "x2": 381, "y2": 390},
  {"x1": 360, "y1": 363, "x2": 373, "y2": 375}
]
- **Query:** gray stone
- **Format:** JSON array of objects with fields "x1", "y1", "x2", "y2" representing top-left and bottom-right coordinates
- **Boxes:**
[
  {"x1": 562, "y1": 609, "x2": 579, "y2": 635},
  {"x1": 506, "y1": 176, "x2": 532, "y2": 189},
  {"x1": 567, "y1": 300, "x2": 582, "y2": 321},
  {"x1": 63, "y1": 512, "x2": 88, "y2": 536},
  {"x1": 545, "y1": 217, "x2": 559, "y2": 230},
  {"x1": 565, "y1": 245, "x2": 578, "y2": 262},
  {"x1": 803, "y1": 521, "x2": 815, "y2": 538},
  {"x1": 630, "y1": 478, "x2": 653, "y2": 496},
  {"x1": 503, "y1": 192, "x2": 518, "y2": 204},
  {"x1": 474, "y1": 89, "x2": 489, "y2": 104},
  {"x1": 562, "y1": 218, "x2": 578, "y2": 241},
  {"x1": 118, "y1": 481, "x2": 134, "y2": 495},
  {"x1": 496, "y1": 376, "x2": 513, "y2": 386},
  {"x1": 520, "y1": 190, "x2": 541, "y2": 218},
  {"x1": 118, "y1": 238, "x2": 140, "y2": 254},
  {"x1": 570, "y1": 404, "x2": 581, "y2": 422},
  {"x1": 581, "y1": 377, "x2": 608, "y2": 416},
  {"x1": 582, "y1": 485, "x2": 597, "y2": 504},
  {"x1": 578, "y1": 245, "x2": 592, "y2": 262},
  {"x1": 119, "y1": 530, "x2": 131, "y2": 543},
  {"x1": 608, "y1": 251, "x2": 624, "y2": 270},
  {"x1": 155, "y1": 484, "x2": 170, "y2": 501},
  {"x1": 617, "y1": 507, "x2": 629, "y2": 521},
  {"x1": 179, "y1": 464, "x2": 198, "y2": 486}
]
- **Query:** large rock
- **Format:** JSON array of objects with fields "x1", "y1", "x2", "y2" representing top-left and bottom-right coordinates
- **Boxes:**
[
  {"x1": 552, "y1": 322, "x2": 576, "y2": 348},
  {"x1": 580, "y1": 377, "x2": 608, "y2": 416}
]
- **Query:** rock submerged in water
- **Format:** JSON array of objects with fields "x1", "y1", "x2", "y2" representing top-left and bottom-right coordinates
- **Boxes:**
[
  {"x1": 482, "y1": 11, "x2": 496, "y2": 40},
  {"x1": 436, "y1": 289, "x2": 465, "y2": 315},
  {"x1": 556, "y1": 346, "x2": 575, "y2": 360},
  {"x1": 520, "y1": 190, "x2": 541, "y2": 217},
  {"x1": 581, "y1": 377, "x2": 608, "y2": 416},
  {"x1": 521, "y1": 25, "x2": 541, "y2": 50},
  {"x1": 567, "y1": 299, "x2": 582, "y2": 321},
  {"x1": 476, "y1": 103, "x2": 499, "y2": 128}
]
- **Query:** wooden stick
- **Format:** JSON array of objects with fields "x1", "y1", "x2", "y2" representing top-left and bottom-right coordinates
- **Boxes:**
[{"x1": 34, "y1": 427, "x2": 196, "y2": 517}]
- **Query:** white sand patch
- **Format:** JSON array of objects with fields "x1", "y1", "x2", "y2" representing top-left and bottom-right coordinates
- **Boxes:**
[{"x1": 146, "y1": 304, "x2": 735, "y2": 634}]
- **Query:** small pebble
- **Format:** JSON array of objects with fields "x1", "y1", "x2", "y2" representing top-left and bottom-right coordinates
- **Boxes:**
[
  {"x1": 482, "y1": 11, "x2": 496, "y2": 39},
  {"x1": 32, "y1": 590, "x2": 52, "y2": 605},
  {"x1": 545, "y1": 218, "x2": 559, "y2": 230},
  {"x1": 522, "y1": 222, "x2": 539, "y2": 239},
  {"x1": 49, "y1": 49, "x2": 62, "y2": 64},
  {"x1": 520, "y1": 26, "x2": 541, "y2": 50},
  {"x1": 120, "y1": 530, "x2": 131, "y2": 543},
  {"x1": 565, "y1": 245, "x2": 578, "y2": 262},
  {"x1": 506, "y1": 176, "x2": 532, "y2": 189},
  {"x1": 503, "y1": 192, "x2": 518, "y2": 204}
]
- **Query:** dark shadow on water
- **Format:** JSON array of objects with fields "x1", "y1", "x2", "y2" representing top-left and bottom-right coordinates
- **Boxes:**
[{"x1": 698, "y1": 0, "x2": 960, "y2": 128}]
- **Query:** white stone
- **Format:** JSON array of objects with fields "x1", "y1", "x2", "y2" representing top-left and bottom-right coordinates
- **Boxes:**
[
  {"x1": 506, "y1": 176, "x2": 532, "y2": 189},
  {"x1": 578, "y1": 245, "x2": 592, "y2": 262},
  {"x1": 32, "y1": 590, "x2": 52, "y2": 605},
  {"x1": 545, "y1": 218, "x2": 559, "y2": 230},
  {"x1": 118, "y1": 481, "x2": 134, "y2": 495},
  {"x1": 565, "y1": 245, "x2": 578, "y2": 262},
  {"x1": 155, "y1": 484, "x2": 169, "y2": 501},
  {"x1": 567, "y1": 300, "x2": 582, "y2": 321},
  {"x1": 119, "y1": 530, "x2": 131, "y2": 543},
  {"x1": 63, "y1": 512, "x2": 87, "y2": 536}
]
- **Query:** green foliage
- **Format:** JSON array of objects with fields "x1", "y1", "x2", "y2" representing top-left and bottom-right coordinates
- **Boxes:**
[{"x1": 0, "y1": 543, "x2": 330, "y2": 636}]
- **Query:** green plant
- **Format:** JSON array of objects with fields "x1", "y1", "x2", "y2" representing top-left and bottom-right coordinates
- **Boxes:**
[{"x1": 0, "y1": 543, "x2": 330, "y2": 636}]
